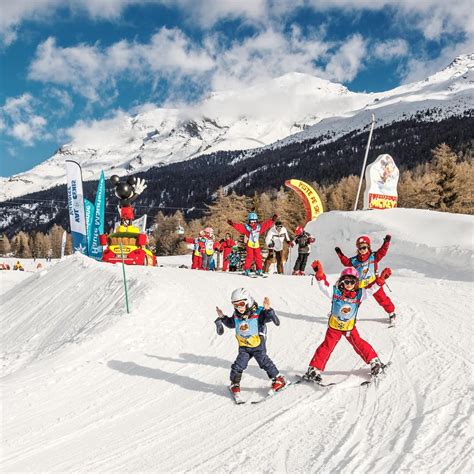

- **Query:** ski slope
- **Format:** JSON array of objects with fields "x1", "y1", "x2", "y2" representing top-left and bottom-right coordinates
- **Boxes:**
[{"x1": 1, "y1": 209, "x2": 472, "y2": 472}]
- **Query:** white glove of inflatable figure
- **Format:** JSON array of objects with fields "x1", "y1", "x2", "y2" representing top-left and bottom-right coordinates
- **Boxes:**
[{"x1": 134, "y1": 178, "x2": 147, "y2": 195}]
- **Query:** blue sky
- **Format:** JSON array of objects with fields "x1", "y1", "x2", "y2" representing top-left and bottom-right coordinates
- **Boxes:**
[{"x1": 1, "y1": 0, "x2": 472, "y2": 177}]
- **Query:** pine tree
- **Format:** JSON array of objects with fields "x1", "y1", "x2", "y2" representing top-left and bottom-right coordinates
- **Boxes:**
[
  {"x1": 432, "y1": 143, "x2": 459, "y2": 210},
  {"x1": 0, "y1": 233, "x2": 11, "y2": 256}
]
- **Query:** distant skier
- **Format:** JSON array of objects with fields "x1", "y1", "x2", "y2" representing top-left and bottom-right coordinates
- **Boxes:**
[
  {"x1": 227, "y1": 212, "x2": 276, "y2": 277},
  {"x1": 202, "y1": 227, "x2": 220, "y2": 271},
  {"x1": 183, "y1": 231, "x2": 205, "y2": 269},
  {"x1": 225, "y1": 246, "x2": 241, "y2": 272},
  {"x1": 215, "y1": 288, "x2": 287, "y2": 398},
  {"x1": 219, "y1": 233, "x2": 236, "y2": 272},
  {"x1": 302, "y1": 261, "x2": 392, "y2": 384},
  {"x1": 335, "y1": 235, "x2": 396, "y2": 325},
  {"x1": 263, "y1": 220, "x2": 293, "y2": 274},
  {"x1": 292, "y1": 226, "x2": 315, "y2": 275}
]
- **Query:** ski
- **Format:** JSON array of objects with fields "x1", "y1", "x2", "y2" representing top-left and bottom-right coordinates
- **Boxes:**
[
  {"x1": 299, "y1": 377, "x2": 337, "y2": 388},
  {"x1": 250, "y1": 380, "x2": 298, "y2": 404},
  {"x1": 361, "y1": 361, "x2": 392, "y2": 387},
  {"x1": 229, "y1": 387, "x2": 246, "y2": 404}
]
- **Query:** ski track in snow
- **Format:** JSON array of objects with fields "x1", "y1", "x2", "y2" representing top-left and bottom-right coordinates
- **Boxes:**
[{"x1": 1, "y1": 209, "x2": 472, "y2": 472}]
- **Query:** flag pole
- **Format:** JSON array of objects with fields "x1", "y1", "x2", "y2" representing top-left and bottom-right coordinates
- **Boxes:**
[
  {"x1": 354, "y1": 114, "x2": 375, "y2": 211},
  {"x1": 119, "y1": 242, "x2": 130, "y2": 314}
]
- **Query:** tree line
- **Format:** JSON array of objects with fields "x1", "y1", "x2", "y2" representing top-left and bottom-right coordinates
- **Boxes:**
[{"x1": 1, "y1": 143, "x2": 471, "y2": 258}]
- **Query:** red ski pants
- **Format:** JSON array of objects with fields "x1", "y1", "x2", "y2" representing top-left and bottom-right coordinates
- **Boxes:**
[
  {"x1": 222, "y1": 249, "x2": 231, "y2": 271},
  {"x1": 243, "y1": 247, "x2": 263, "y2": 271},
  {"x1": 372, "y1": 285, "x2": 395, "y2": 314},
  {"x1": 309, "y1": 326, "x2": 378, "y2": 371},
  {"x1": 191, "y1": 254, "x2": 202, "y2": 270}
]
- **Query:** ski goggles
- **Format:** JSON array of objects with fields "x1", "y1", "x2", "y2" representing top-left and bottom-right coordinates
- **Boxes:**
[
  {"x1": 342, "y1": 278, "x2": 357, "y2": 286},
  {"x1": 232, "y1": 300, "x2": 247, "y2": 308},
  {"x1": 357, "y1": 245, "x2": 369, "y2": 251}
]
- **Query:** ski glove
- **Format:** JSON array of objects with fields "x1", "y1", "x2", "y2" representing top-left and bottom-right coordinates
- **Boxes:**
[
  {"x1": 133, "y1": 177, "x2": 147, "y2": 195},
  {"x1": 214, "y1": 318, "x2": 224, "y2": 336},
  {"x1": 227, "y1": 219, "x2": 233, "y2": 226},
  {"x1": 335, "y1": 247, "x2": 343, "y2": 256},
  {"x1": 384, "y1": 234, "x2": 392, "y2": 243},
  {"x1": 288, "y1": 241, "x2": 294, "y2": 247},
  {"x1": 272, "y1": 214, "x2": 278, "y2": 221},
  {"x1": 380, "y1": 267, "x2": 392, "y2": 280},
  {"x1": 311, "y1": 260, "x2": 325, "y2": 280}
]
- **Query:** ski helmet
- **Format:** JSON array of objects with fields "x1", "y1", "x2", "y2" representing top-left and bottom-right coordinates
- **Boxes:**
[
  {"x1": 231, "y1": 288, "x2": 254, "y2": 306},
  {"x1": 204, "y1": 227, "x2": 214, "y2": 235},
  {"x1": 295, "y1": 226, "x2": 303, "y2": 235},
  {"x1": 356, "y1": 236, "x2": 370, "y2": 247},
  {"x1": 199, "y1": 230, "x2": 205, "y2": 237},
  {"x1": 340, "y1": 267, "x2": 359, "y2": 279},
  {"x1": 247, "y1": 212, "x2": 258, "y2": 221}
]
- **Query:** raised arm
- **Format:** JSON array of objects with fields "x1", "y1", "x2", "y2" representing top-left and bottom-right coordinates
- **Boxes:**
[
  {"x1": 227, "y1": 219, "x2": 247, "y2": 235},
  {"x1": 311, "y1": 260, "x2": 332, "y2": 300},
  {"x1": 335, "y1": 247, "x2": 351, "y2": 266},
  {"x1": 374, "y1": 235, "x2": 391, "y2": 262}
]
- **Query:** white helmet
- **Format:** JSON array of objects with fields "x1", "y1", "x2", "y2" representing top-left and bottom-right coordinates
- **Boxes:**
[{"x1": 230, "y1": 288, "x2": 254, "y2": 306}]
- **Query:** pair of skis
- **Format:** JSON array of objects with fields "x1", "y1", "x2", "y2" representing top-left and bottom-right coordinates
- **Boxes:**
[{"x1": 229, "y1": 363, "x2": 391, "y2": 404}]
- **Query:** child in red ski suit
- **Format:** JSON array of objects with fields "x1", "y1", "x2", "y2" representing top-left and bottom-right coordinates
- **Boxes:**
[
  {"x1": 183, "y1": 231, "x2": 205, "y2": 269},
  {"x1": 303, "y1": 261, "x2": 391, "y2": 383},
  {"x1": 227, "y1": 212, "x2": 276, "y2": 276},
  {"x1": 219, "y1": 233, "x2": 236, "y2": 271},
  {"x1": 335, "y1": 235, "x2": 396, "y2": 325}
]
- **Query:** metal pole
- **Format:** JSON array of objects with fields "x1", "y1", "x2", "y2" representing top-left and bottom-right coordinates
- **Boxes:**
[
  {"x1": 354, "y1": 113, "x2": 376, "y2": 211},
  {"x1": 119, "y1": 242, "x2": 130, "y2": 314}
]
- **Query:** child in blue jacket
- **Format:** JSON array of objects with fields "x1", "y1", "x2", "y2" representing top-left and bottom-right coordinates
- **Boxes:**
[{"x1": 215, "y1": 288, "x2": 286, "y2": 395}]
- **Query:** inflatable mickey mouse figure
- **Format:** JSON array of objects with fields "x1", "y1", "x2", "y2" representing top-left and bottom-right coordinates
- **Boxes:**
[{"x1": 110, "y1": 175, "x2": 147, "y2": 227}]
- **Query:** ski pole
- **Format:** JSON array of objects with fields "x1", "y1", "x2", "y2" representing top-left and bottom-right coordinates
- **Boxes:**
[
  {"x1": 119, "y1": 242, "x2": 130, "y2": 314},
  {"x1": 384, "y1": 281, "x2": 392, "y2": 293}
]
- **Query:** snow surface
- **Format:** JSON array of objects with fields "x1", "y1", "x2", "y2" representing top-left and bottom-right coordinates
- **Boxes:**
[
  {"x1": 1, "y1": 209, "x2": 473, "y2": 472},
  {"x1": 1, "y1": 54, "x2": 472, "y2": 202}
]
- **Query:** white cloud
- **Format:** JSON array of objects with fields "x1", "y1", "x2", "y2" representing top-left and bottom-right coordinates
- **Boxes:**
[
  {"x1": 28, "y1": 29, "x2": 215, "y2": 101},
  {"x1": 372, "y1": 39, "x2": 409, "y2": 61},
  {"x1": 323, "y1": 35, "x2": 367, "y2": 82},
  {"x1": 0, "y1": 94, "x2": 49, "y2": 145}
]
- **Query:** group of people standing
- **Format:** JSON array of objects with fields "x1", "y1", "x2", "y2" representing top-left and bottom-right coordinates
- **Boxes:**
[
  {"x1": 212, "y1": 213, "x2": 397, "y2": 397},
  {"x1": 184, "y1": 212, "x2": 316, "y2": 276}
]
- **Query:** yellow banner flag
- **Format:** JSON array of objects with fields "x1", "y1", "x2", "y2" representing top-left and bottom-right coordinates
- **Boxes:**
[{"x1": 285, "y1": 179, "x2": 324, "y2": 223}]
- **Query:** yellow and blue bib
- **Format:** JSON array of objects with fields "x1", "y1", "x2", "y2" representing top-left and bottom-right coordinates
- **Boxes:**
[
  {"x1": 244, "y1": 224, "x2": 261, "y2": 249},
  {"x1": 328, "y1": 287, "x2": 362, "y2": 331},
  {"x1": 350, "y1": 253, "x2": 376, "y2": 288},
  {"x1": 234, "y1": 312, "x2": 261, "y2": 348}
]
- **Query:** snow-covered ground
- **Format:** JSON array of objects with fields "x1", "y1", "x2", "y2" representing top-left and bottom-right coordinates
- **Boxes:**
[{"x1": 1, "y1": 209, "x2": 472, "y2": 472}]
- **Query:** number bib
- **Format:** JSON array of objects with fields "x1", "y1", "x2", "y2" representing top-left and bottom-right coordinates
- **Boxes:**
[
  {"x1": 245, "y1": 224, "x2": 261, "y2": 249},
  {"x1": 234, "y1": 314, "x2": 261, "y2": 347},
  {"x1": 328, "y1": 287, "x2": 362, "y2": 331},
  {"x1": 350, "y1": 253, "x2": 376, "y2": 288}
]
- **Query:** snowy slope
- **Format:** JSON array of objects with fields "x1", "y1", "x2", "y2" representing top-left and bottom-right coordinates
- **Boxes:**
[
  {"x1": 1, "y1": 209, "x2": 472, "y2": 472},
  {"x1": 1, "y1": 54, "x2": 473, "y2": 202}
]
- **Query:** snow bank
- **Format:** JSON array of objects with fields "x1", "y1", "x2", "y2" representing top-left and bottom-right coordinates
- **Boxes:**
[{"x1": 301, "y1": 208, "x2": 473, "y2": 281}]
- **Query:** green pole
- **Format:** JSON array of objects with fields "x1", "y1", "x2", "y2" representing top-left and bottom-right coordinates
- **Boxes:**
[{"x1": 119, "y1": 242, "x2": 130, "y2": 314}]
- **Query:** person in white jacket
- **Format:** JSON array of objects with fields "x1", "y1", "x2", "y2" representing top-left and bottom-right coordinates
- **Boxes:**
[{"x1": 263, "y1": 220, "x2": 293, "y2": 274}]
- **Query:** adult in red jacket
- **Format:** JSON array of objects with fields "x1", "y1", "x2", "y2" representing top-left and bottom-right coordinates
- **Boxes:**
[
  {"x1": 227, "y1": 212, "x2": 276, "y2": 276},
  {"x1": 219, "y1": 233, "x2": 236, "y2": 271},
  {"x1": 335, "y1": 235, "x2": 396, "y2": 325}
]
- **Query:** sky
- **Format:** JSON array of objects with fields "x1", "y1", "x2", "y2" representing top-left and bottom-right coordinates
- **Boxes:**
[{"x1": 0, "y1": 0, "x2": 472, "y2": 177}]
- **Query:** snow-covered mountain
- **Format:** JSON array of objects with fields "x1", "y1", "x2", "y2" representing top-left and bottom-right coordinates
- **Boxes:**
[
  {"x1": 1, "y1": 209, "x2": 472, "y2": 471},
  {"x1": 1, "y1": 54, "x2": 473, "y2": 202}
]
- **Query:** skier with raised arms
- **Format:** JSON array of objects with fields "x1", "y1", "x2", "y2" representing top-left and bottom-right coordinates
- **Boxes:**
[
  {"x1": 214, "y1": 288, "x2": 287, "y2": 403},
  {"x1": 335, "y1": 235, "x2": 396, "y2": 326},
  {"x1": 227, "y1": 212, "x2": 276, "y2": 277},
  {"x1": 302, "y1": 260, "x2": 392, "y2": 384}
]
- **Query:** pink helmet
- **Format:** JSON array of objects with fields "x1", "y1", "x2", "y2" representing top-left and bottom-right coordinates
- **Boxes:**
[
  {"x1": 204, "y1": 227, "x2": 214, "y2": 235},
  {"x1": 340, "y1": 267, "x2": 359, "y2": 279},
  {"x1": 295, "y1": 225, "x2": 303, "y2": 235}
]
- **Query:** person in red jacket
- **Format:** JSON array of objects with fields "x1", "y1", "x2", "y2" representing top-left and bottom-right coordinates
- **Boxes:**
[
  {"x1": 219, "y1": 233, "x2": 236, "y2": 271},
  {"x1": 302, "y1": 260, "x2": 391, "y2": 384},
  {"x1": 183, "y1": 231, "x2": 205, "y2": 269},
  {"x1": 227, "y1": 212, "x2": 276, "y2": 277},
  {"x1": 335, "y1": 235, "x2": 396, "y2": 326}
]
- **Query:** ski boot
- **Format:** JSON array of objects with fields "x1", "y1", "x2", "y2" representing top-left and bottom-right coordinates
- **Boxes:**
[
  {"x1": 230, "y1": 382, "x2": 241, "y2": 394},
  {"x1": 302, "y1": 366, "x2": 322, "y2": 383},
  {"x1": 388, "y1": 312, "x2": 396, "y2": 327},
  {"x1": 271, "y1": 375, "x2": 287, "y2": 392},
  {"x1": 369, "y1": 357, "x2": 383, "y2": 377},
  {"x1": 256, "y1": 270, "x2": 263, "y2": 277},
  {"x1": 292, "y1": 270, "x2": 298, "y2": 275},
  {"x1": 242, "y1": 269, "x2": 250, "y2": 277}
]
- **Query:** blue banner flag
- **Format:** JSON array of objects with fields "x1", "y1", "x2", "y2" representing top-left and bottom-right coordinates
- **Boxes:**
[
  {"x1": 89, "y1": 171, "x2": 105, "y2": 261},
  {"x1": 84, "y1": 199, "x2": 95, "y2": 253}
]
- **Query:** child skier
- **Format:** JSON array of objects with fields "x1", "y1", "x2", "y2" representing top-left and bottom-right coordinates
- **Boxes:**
[
  {"x1": 214, "y1": 288, "x2": 287, "y2": 398},
  {"x1": 202, "y1": 227, "x2": 220, "y2": 271},
  {"x1": 227, "y1": 212, "x2": 276, "y2": 277},
  {"x1": 335, "y1": 235, "x2": 396, "y2": 325},
  {"x1": 219, "y1": 233, "x2": 236, "y2": 271},
  {"x1": 183, "y1": 231, "x2": 205, "y2": 269},
  {"x1": 303, "y1": 260, "x2": 391, "y2": 384},
  {"x1": 226, "y1": 246, "x2": 241, "y2": 272},
  {"x1": 292, "y1": 226, "x2": 315, "y2": 275}
]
